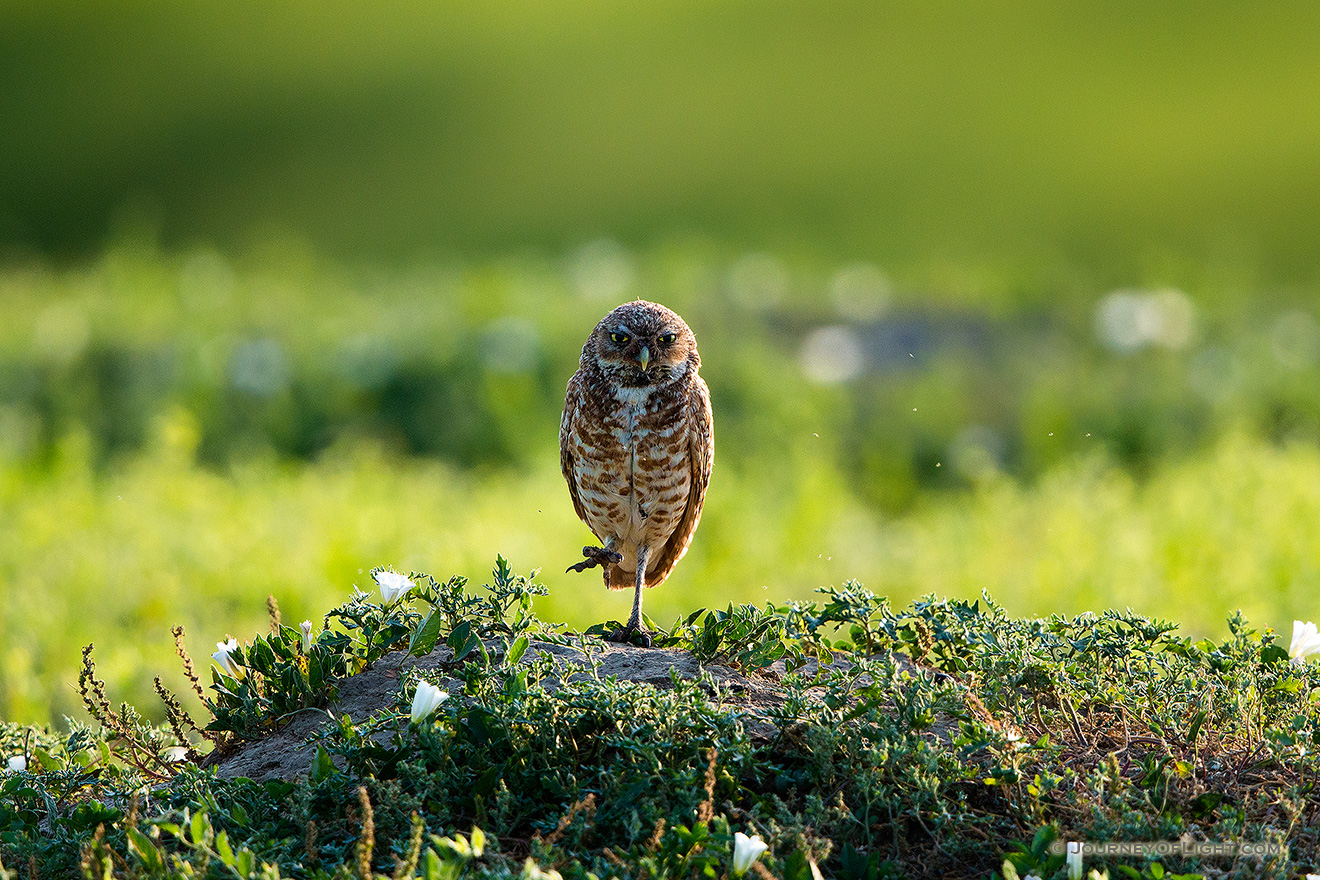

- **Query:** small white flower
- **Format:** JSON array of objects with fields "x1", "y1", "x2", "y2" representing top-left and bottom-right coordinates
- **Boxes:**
[
  {"x1": 164, "y1": 746, "x2": 190, "y2": 763},
  {"x1": 300, "y1": 620, "x2": 314, "y2": 652},
  {"x1": 1290, "y1": 620, "x2": 1320, "y2": 664},
  {"x1": 1066, "y1": 841, "x2": 1083, "y2": 880},
  {"x1": 522, "y1": 858, "x2": 563, "y2": 880},
  {"x1": 374, "y1": 569, "x2": 415, "y2": 604},
  {"x1": 410, "y1": 681, "x2": 448, "y2": 725},
  {"x1": 212, "y1": 638, "x2": 244, "y2": 679},
  {"x1": 6, "y1": 755, "x2": 26, "y2": 773},
  {"x1": 732, "y1": 832, "x2": 768, "y2": 876}
]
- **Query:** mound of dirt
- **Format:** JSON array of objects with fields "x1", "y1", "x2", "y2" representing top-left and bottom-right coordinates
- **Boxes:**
[{"x1": 205, "y1": 638, "x2": 964, "y2": 782}]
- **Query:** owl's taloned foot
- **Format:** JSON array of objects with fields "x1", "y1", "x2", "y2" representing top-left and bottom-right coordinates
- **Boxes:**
[
  {"x1": 566, "y1": 545, "x2": 623, "y2": 574},
  {"x1": 605, "y1": 626, "x2": 652, "y2": 648}
]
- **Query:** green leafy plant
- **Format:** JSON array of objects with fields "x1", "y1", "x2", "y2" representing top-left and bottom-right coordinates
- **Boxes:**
[
  {"x1": 4, "y1": 563, "x2": 1320, "y2": 879},
  {"x1": 657, "y1": 603, "x2": 806, "y2": 669},
  {"x1": 205, "y1": 558, "x2": 554, "y2": 740}
]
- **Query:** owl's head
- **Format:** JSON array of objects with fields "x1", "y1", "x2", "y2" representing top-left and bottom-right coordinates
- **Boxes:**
[{"x1": 587, "y1": 300, "x2": 699, "y2": 388}]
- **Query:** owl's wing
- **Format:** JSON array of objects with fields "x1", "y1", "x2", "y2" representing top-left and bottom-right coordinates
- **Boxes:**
[
  {"x1": 559, "y1": 373, "x2": 590, "y2": 524},
  {"x1": 647, "y1": 376, "x2": 713, "y2": 586}
]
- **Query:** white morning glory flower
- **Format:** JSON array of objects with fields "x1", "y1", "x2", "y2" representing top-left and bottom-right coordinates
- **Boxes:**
[
  {"x1": 1065, "y1": 842, "x2": 1083, "y2": 880},
  {"x1": 521, "y1": 859, "x2": 563, "y2": 880},
  {"x1": 300, "y1": 620, "x2": 314, "y2": 652},
  {"x1": 374, "y1": 569, "x2": 415, "y2": 605},
  {"x1": 410, "y1": 681, "x2": 448, "y2": 725},
  {"x1": 6, "y1": 755, "x2": 26, "y2": 773},
  {"x1": 212, "y1": 638, "x2": 244, "y2": 678},
  {"x1": 1291, "y1": 620, "x2": 1320, "y2": 664},
  {"x1": 732, "y1": 832, "x2": 768, "y2": 876}
]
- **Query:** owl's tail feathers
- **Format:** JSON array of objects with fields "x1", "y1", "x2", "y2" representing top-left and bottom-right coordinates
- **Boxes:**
[{"x1": 604, "y1": 563, "x2": 668, "y2": 590}]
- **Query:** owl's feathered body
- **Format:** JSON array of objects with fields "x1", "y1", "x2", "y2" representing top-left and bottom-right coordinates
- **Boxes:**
[
  {"x1": 562, "y1": 361, "x2": 709, "y2": 589},
  {"x1": 560, "y1": 301, "x2": 713, "y2": 641}
]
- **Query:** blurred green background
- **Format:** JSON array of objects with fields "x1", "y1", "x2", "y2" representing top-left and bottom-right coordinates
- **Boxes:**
[{"x1": 4, "y1": 0, "x2": 1320, "y2": 725}]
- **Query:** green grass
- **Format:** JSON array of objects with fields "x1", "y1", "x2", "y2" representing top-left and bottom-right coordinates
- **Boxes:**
[
  {"x1": 7, "y1": 242, "x2": 1320, "y2": 494},
  {"x1": 6, "y1": 1, "x2": 1320, "y2": 284}
]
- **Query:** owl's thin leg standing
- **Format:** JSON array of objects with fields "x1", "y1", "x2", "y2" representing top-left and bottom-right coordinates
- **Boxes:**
[
  {"x1": 626, "y1": 544, "x2": 649, "y2": 633},
  {"x1": 608, "y1": 544, "x2": 652, "y2": 648}
]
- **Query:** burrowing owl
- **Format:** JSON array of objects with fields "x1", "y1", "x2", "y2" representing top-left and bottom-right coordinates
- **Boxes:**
[{"x1": 560, "y1": 300, "x2": 713, "y2": 646}]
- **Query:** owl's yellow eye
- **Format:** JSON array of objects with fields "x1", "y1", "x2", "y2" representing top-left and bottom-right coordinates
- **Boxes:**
[
  {"x1": 658, "y1": 332, "x2": 677, "y2": 345},
  {"x1": 610, "y1": 332, "x2": 631, "y2": 345}
]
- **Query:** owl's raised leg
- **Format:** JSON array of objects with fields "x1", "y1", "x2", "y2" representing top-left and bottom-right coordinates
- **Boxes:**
[
  {"x1": 566, "y1": 544, "x2": 622, "y2": 573},
  {"x1": 607, "y1": 544, "x2": 652, "y2": 648}
]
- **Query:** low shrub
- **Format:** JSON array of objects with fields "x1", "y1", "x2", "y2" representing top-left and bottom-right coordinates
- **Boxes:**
[{"x1": 1, "y1": 559, "x2": 1316, "y2": 879}]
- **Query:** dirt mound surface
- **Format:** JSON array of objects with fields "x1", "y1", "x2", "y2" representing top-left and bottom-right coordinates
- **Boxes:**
[{"x1": 206, "y1": 638, "x2": 953, "y2": 782}]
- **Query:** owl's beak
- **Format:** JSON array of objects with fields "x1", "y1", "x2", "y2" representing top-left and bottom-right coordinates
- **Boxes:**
[{"x1": 638, "y1": 347, "x2": 651, "y2": 371}]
